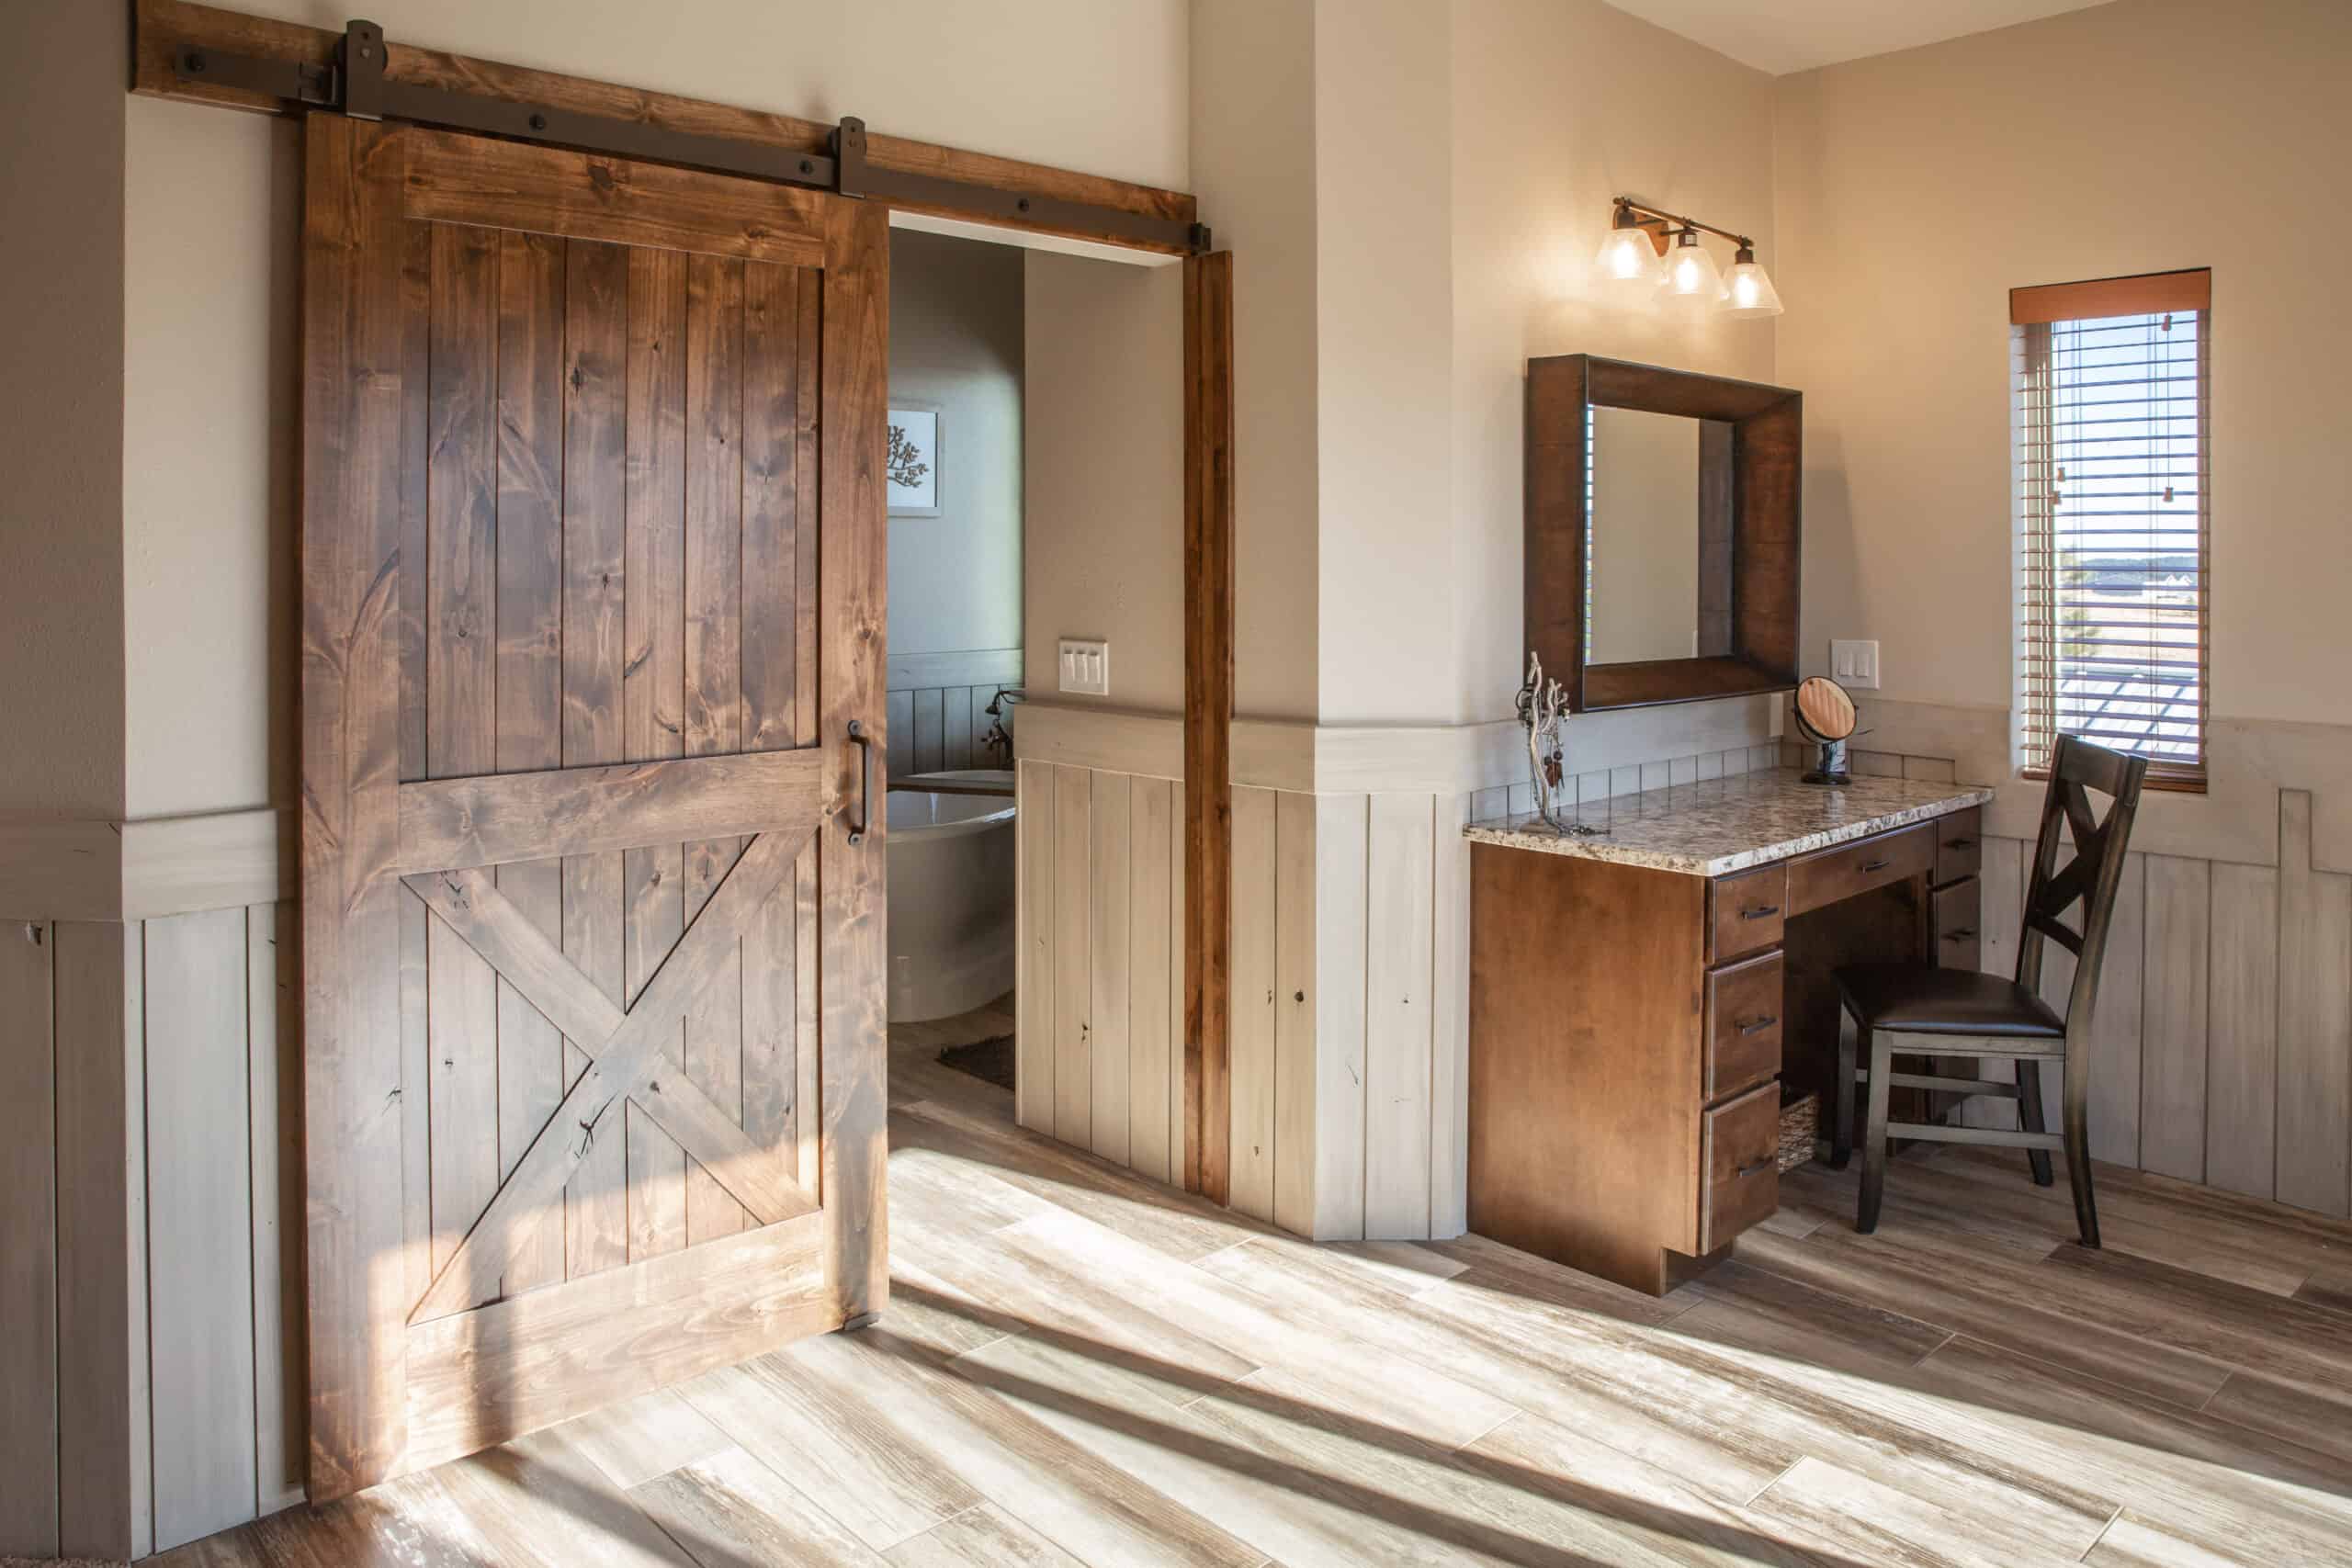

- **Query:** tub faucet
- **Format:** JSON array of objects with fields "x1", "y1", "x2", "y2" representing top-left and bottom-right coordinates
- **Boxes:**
[{"x1": 981, "y1": 686, "x2": 1025, "y2": 766}]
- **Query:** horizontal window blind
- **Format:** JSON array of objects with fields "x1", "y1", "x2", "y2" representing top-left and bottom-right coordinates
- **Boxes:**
[{"x1": 2013, "y1": 269, "x2": 2211, "y2": 786}]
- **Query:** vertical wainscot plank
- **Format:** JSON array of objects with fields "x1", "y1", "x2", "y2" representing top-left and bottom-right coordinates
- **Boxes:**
[
  {"x1": 1089, "y1": 772, "x2": 1133, "y2": 1166},
  {"x1": 2142, "y1": 854, "x2": 2212, "y2": 1182},
  {"x1": 1272, "y1": 791, "x2": 1317, "y2": 1236},
  {"x1": 1364, "y1": 794, "x2": 1436, "y2": 1238},
  {"x1": 0, "y1": 921, "x2": 58, "y2": 1559},
  {"x1": 1313, "y1": 794, "x2": 1369, "y2": 1241},
  {"x1": 2087, "y1": 852, "x2": 2147, "y2": 1168},
  {"x1": 1430, "y1": 793, "x2": 1473, "y2": 1239},
  {"x1": 1014, "y1": 761, "x2": 1056, "y2": 1132},
  {"x1": 1052, "y1": 766, "x2": 1093, "y2": 1146},
  {"x1": 2206, "y1": 862, "x2": 2279, "y2": 1200},
  {"x1": 1228, "y1": 786, "x2": 1279, "y2": 1222},
  {"x1": 2277, "y1": 791, "x2": 2352, "y2": 1216},
  {"x1": 1129, "y1": 777, "x2": 1175, "y2": 1184}
]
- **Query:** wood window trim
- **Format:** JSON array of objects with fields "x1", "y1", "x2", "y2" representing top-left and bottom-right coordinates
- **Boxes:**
[{"x1": 2013, "y1": 268, "x2": 2211, "y2": 790}]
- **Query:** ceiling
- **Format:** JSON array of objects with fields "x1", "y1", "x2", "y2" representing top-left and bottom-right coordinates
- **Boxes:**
[{"x1": 1602, "y1": 0, "x2": 2118, "y2": 75}]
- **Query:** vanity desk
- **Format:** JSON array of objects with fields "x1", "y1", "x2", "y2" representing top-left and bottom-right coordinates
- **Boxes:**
[{"x1": 1464, "y1": 769, "x2": 1994, "y2": 1295}]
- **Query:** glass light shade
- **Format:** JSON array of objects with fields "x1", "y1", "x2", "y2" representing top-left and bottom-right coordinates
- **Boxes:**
[
  {"x1": 1661, "y1": 231, "x2": 1724, "y2": 303},
  {"x1": 1721, "y1": 251, "x2": 1783, "y2": 318},
  {"x1": 1593, "y1": 224, "x2": 1665, "y2": 289}
]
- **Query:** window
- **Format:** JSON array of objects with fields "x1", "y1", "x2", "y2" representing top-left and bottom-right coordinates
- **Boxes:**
[{"x1": 2012, "y1": 268, "x2": 2211, "y2": 789}]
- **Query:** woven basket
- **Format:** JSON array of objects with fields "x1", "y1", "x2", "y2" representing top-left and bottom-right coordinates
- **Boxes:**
[{"x1": 1777, "y1": 1091, "x2": 1819, "y2": 1174}]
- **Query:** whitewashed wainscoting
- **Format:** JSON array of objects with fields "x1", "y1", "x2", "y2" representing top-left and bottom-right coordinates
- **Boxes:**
[
  {"x1": 0, "y1": 887, "x2": 302, "y2": 1562},
  {"x1": 886, "y1": 646, "x2": 1021, "y2": 780},
  {"x1": 1012, "y1": 696, "x2": 1783, "y2": 1241}
]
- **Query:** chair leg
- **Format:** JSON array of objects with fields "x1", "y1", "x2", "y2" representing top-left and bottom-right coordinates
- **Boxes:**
[
  {"x1": 2015, "y1": 1058, "x2": 2055, "y2": 1187},
  {"x1": 1857, "y1": 1032, "x2": 1894, "y2": 1235},
  {"x1": 2063, "y1": 1048, "x2": 2100, "y2": 1248},
  {"x1": 1828, "y1": 1004, "x2": 1859, "y2": 1170}
]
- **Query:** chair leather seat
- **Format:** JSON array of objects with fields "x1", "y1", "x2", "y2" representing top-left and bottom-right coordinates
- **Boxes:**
[{"x1": 1835, "y1": 963, "x2": 2065, "y2": 1039}]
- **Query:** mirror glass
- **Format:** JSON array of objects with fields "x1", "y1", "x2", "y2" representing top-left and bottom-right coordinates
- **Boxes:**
[{"x1": 1585, "y1": 406, "x2": 1735, "y2": 667}]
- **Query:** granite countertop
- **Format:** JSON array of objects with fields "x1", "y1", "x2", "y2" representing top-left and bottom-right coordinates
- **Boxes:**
[{"x1": 1464, "y1": 768, "x2": 1995, "y2": 877}]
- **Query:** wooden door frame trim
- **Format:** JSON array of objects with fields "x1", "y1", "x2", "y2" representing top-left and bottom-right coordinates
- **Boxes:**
[{"x1": 131, "y1": 0, "x2": 1201, "y2": 257}]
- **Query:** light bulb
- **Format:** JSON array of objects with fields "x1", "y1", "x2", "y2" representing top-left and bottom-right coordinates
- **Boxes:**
[
  {"x1": 1593, "y1": 208, "x2": 1664, "y2": 290},
  {"x1": 1721, "y1": 244, "x2": 1783, "y2": 318},
  {"x1": 1661, "y1": 229, "x2": 1724, "y2": 304}
]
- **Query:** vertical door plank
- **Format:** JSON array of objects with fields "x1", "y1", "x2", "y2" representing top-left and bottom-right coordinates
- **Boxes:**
[
  {"x1": 1052, "y1": 765, "x2": 1093, "y2": 1146},
  {"x1": 246, "y1": 903, "x2": 304, "y2": 1515},
  {"x1": 684, "y1": 252, "x2": 749, "y2": 1246},
  {"x1": 886, "y1": 689, "x2": 916, "y2": 784},
  {"x1": 1228, "y1": 784, "x2": 1278, "y2": 1222},
  {"x1": 398, "y1": 888, "x2": 433, "y2": 1305},
  {"x1": 2207, "y1": 862, "x2": 2279, "y2": 1199},
  {"x1": 1364, "y1": 794, "x2": 1436, "y2": 1238},
  {"x1": 624, "y1": 244, "x2": 690, "y2": 1262},
  {"x1": 397, "y1": 222, "x2": 431, "y2": 784},
  {"x1": 561, "y1": 236, "x2": 630, "y2": 1280},
  {"x1": 2142, "y1": 854, "x2": 2212, "y2": 1182},
  {"x1": 1129, "y1": 776, "x2": 1175, "y2": 1184},
  {"x1": 1430, "y1": 792, "x2": 1473, "y2": 1239},
  {"x1": 300, "y1": 118, "x2": 413, "y2": 1494},
  {"x1": 52, "y1": 922, "x2": 131, "y2": 1561},
  {"x1": 913, "y1": 688, "x2": 945, "y2": 777},
  {"x1": 741, "y1": 261, "x2": 804, "y2": 1209},
  {"x1": 2278, "y1": 791, "x2": 2352, "y2": 1215},
  {"x1": 494, "y1": 227, "x2": 569, "y2": 1296},
  {"x1": 2087, "y1": 852, "x2": 2147, "y2": 1167},
  {"x1": 944, "y1": 686, "x2": 974, "y2": 772},
  {"x1": 817, "y1": 197, "x2": 893, "y2": 1323},
  {"x1": 425, "y1": 219, "x2": 506, "y2": 1287},
  {"x1": 1313, "y1": 793, "x2": 1370, "y2": 1242},
  {"x1": 790, "y1": 265, "x2": 823, "y2": 1201},
  {"x1": 145, "y1": 908, "x2": 259, "y2": 1551},
  {"x1": 1089, "y1": 771, "x2": 1133, "y2": 1166},
  {"x1": 0, "y1": 922, "x2": 58, "y2": 1559},
  {"x1": 1272, "y1": 790, "x2": 1317, "y2": 1236},
  {"x1": 1015, "y1": 761, "x2": 1057, "y2": 1133}
]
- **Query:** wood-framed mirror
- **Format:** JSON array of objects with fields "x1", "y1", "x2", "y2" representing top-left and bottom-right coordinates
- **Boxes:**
[{"x1": 1524, "y1": 355, "x2": 1802, "y2": 711}]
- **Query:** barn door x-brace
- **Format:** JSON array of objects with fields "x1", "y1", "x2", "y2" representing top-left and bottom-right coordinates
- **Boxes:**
[{"x1": 172, "y1": 17, "x2": 1212, "y2": 255}]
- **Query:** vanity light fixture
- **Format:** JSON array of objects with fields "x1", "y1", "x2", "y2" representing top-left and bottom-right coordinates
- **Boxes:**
[{"x1": 1601, "y1": 197, "x2": 1783, "y2": 319}]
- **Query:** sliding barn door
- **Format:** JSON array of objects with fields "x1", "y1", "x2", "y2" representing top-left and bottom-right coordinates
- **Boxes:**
[{"x1": 300, "y1": 116, "x2": 887, "y2": 1499}]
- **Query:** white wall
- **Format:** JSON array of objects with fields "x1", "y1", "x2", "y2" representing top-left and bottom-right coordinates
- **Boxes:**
[
  {"x1": 1022, "y1": 253, "x2": 1186, "y2": 713},
  {"x1": 1773, "y1": 0, "x2": 2352, "y2": 729},
  {"x1": 1, "y1": 2, "x2": 127, "y2": 818},
  {"x1": 888, "y1": 229, "x2": 1023, "y2": 661}
]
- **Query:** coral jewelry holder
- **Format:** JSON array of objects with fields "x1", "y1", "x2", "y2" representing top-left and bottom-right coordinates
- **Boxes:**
[{"x1": 1516, "y1": 651, "x2": 1606, "y2": 837}]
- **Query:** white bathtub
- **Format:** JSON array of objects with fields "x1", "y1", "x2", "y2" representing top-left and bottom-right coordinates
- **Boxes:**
[{"x1": 886, "y1": 770, "x2": 1017, "y2": 1021}]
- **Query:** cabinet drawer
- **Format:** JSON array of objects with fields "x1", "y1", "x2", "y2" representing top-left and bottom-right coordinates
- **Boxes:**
[
  {"x1": 1704, "y1": 951, "x2": 1783, "y2": 1103},
  {"x1": 1709, "y1": 863, "x2": 1787, "y2": 963},
  {"x1": 1935, "y1": 808, "x2": 1984, "y2": 886},
  {"x1": 1700, "y1": 1081, "x2": 1781, "y2": 1254},
  {"x1": 1933, "y1": 878, "x2": 1982, "y2": 970},
  {"x1": 1786, "y1": 822, "x2": 1935, "y2": 915}
]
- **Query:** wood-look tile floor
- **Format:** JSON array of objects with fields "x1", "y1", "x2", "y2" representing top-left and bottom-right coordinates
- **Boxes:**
[{"x1": 157, "y1": 998, "x2": 2352, "y2": 1567}]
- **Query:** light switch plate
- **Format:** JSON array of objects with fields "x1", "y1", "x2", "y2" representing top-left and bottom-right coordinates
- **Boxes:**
[
  {"x1": 1830, "y1": 638, "x2": 1880, "y2": 690},
  {"x1": 1057, "y1": 637, "x2": 1110, "y2": 696}
]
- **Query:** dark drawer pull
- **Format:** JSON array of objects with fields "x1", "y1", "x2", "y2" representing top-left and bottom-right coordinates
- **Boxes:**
[
  {"x1": 1860, "y1": 858, "x2": 1892, "y2": 873},
  {"x1": 1740, "y1": 905, "x2": 1781, "y2": 919},
  {"x1": 1940, "y1": 927, "x2": 1979, "y2": 942},
  {"x1": 1734, "y1": 1157, "x2": 1775, "y2": 1180},
  {"x1": 1944, "y1": 836, "x2": 1975, "y2": 849},
  {"x1": 1737, "y1": 1015, "x2": 1779, "y2": 1035}
]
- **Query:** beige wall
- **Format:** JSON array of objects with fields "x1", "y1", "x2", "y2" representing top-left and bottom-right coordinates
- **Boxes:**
[
  {"x1": 1774, "y1": 0, "x2": 2352, "y2": 729},
  {"x1": 1022, "y1": 253, "x2": 1187, "y2": 714},
  {"x1": 1, "y1": 2, "x2": 127, "y2": 818},
  {"x1": 888, "y1": 229, "x2": 1023, "y2": 661},
  {"x1": 1191, "y1": 0, "x2": 1321, "y2": 721},
  {"x1": 1452, "y1": 0, "x2": 1779, "y2": 729}
]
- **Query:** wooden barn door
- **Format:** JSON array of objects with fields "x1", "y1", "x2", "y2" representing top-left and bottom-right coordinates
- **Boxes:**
[{"x1": 300, "y1": 115, "x2": 888, "y2": 1499}]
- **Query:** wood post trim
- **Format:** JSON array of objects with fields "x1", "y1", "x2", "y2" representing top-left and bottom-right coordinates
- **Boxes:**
[{"x1": 1183, "y1": 252, "x2": 1235, "y2": 1201}]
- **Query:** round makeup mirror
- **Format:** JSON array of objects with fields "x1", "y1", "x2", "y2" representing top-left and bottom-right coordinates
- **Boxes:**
[{"x1": 1792, "y1": 676, "x2": 1859, "y2": 785}]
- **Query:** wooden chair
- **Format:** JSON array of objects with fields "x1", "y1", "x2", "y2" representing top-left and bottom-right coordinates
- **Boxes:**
[{"x1": 1827, "y1": 735, "x2": 2147, "y2": 1243}]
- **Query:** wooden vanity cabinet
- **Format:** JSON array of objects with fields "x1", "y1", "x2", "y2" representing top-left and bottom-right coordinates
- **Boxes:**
[{"x1": 1467, "y1": 804, "x2": 1986, "y2": 1297}]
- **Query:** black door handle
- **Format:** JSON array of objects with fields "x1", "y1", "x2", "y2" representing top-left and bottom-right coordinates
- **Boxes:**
[
  {"x1": 1738, "y1": 1015, "x2": 1779, "y2": 1035},
  {"x1": 1941, "y1": 926, "x2": 1979, "y2": 942},
  {"x1": 1735, "y1": 1157, "x2": 1775, "y2": 1180},
  {"x1": 846, "y1": 720, "x2": 874, "y2": 844}
]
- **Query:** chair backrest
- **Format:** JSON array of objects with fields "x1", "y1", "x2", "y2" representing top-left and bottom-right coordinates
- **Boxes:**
[{"x1": 2018, "y1": 735, "x2": 2149, "y2": 1039}]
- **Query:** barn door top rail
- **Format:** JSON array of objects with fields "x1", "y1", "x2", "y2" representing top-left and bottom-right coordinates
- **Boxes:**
[{"x1": 140, "y1": 2, "x2": 1209, "y2": 257}]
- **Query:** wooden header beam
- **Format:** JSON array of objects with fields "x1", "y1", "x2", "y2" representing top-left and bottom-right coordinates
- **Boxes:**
[{"x1": 131, "y1": 0, "x2": 1201, "y2": 257}]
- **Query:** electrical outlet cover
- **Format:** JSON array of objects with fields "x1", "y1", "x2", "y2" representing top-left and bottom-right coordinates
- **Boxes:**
[
  {"x1": 1830, "y1": 638, "x2": 1880, "y2": 690},
  {"x1": 1057, "y1": 637, "x2": 1110, "y2": 696}
]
